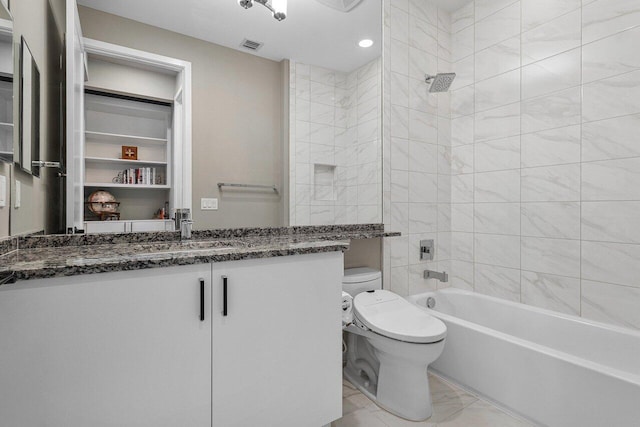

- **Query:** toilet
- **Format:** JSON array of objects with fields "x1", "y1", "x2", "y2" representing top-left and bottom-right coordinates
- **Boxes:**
[{"x1": 342, "y1": 268, "x2": 447, "y2": 421}]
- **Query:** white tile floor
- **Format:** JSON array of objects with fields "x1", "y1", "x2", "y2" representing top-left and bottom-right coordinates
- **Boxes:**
[{"x1": 333, "y1": 372, "x2": 535, "y2": 427}]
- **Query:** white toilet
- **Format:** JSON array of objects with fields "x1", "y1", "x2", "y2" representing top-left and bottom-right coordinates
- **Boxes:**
[{"x1": 342, "y1": 268, "x2": 447, "y2": 421}]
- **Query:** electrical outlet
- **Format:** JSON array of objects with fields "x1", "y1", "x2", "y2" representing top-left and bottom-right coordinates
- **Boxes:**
[{"x1": 200, "y1": 198, "x2": 218, "y2": 211}]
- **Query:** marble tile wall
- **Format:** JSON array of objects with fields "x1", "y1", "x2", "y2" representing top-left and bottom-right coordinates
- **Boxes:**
[
  {"x1": 382, "y1": 0, "x2": 453, "y2": 296},
  {"x1": 290, "y1": 59, "x2": 382, "y2": 225},
  {"x1": 442, "y1": 0, "x2": 640, "y2": 330}
]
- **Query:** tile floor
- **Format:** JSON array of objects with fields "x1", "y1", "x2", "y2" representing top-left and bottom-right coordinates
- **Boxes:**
[{"x1": 332, "y1": 372, "x2": 535, "y2": 427}]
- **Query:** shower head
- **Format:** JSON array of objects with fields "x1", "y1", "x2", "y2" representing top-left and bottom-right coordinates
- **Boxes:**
[{"x1": 425, "y1": 73, "x2": 456, "y2": 93}]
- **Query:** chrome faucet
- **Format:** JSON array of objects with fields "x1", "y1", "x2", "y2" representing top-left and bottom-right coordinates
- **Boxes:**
[
  {"x1": 175, "y1": 208, "x2": 193, "y2": 240},
  {"x1": 180, "y1": 219, "x2": 194, "y2": 240},
  {"x1": 424, "y1": 270, "x2": 448, "y2": 282}
]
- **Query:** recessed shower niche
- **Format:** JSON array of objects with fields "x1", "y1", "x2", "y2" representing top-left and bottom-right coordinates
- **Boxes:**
[{"x1": 313, "y1": 163, "x2": 336, "y2": 201}]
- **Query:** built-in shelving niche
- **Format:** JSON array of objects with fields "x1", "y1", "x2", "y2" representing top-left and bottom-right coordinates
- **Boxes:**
[{"x1": 83, "y1": 91, "x2": 173, "y2": 224}]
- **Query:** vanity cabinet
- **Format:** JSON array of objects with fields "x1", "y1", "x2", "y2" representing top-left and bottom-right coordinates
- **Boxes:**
[
  {"x1": 0, "y1": 264, "x2": 212, "y2": 427},
  {"x1": 0, "y1": 251, "x2": 343, "y2": 426},
  {"x1": 211, "y1": 252, "x2": 343, "y2": 427}
]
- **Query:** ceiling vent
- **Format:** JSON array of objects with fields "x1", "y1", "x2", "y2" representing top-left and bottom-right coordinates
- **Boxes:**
[
  {"x1": 240, "y1": 39, "x2": 263, "y2": 51},
  {"x1": 315, "y1": 0, "x2": 363, "y2": 12}
]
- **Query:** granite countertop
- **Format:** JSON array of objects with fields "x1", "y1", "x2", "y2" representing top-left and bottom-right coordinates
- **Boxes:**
[{"x1": 0, "y1": 224, "x2": 400, "y2": 283}]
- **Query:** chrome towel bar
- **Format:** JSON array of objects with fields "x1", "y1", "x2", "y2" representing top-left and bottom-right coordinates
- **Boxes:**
[{"x1": 217, "y1": 182, "x2": 279, "y2": 194}]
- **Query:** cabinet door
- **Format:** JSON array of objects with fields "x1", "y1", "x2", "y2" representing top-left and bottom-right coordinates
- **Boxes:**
[
  {"x1": 212, "y1": 252, "x2": 343, "y2": 427},
  {"x1": 0, "y1": 265, "x2": 212, "y2": 427}
]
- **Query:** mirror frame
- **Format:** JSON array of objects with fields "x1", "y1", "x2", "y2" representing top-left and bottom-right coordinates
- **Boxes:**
[{"x1": 18, "y1": 35, "x2": 39, "y2": 177}]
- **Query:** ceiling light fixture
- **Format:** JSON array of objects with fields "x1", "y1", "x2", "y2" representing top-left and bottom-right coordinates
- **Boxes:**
[
  {"x1": 358, "y1": 39, "x2": 373, "y2": 48},
  {"x1": 238, "y1": 0, "x2": 287, "y2": 21}
]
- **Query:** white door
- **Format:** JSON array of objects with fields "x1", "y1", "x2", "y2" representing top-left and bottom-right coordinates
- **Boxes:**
[
  {"x1": 212, "y1": 252, "x2": 343, "y2": 427},
  {"x1": 0, "y1": 265, "x2": 212, "y2": 426},
  {"x1": 65, "y1": 0, "x2": 86, "y2": 232}
]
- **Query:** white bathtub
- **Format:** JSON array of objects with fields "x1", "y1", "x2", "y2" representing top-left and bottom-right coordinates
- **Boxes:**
[{"x1": 408, "y1": 288, "x2": 640, "y2": 427}]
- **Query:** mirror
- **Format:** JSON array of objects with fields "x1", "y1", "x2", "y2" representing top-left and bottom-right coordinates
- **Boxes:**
[
  {"x1": 18, "y1": 36, "x2": 40, "y2": 176},
  {"x1": 11, "y1": 0, "x2": 382, "y2": 236},
  {"x1": 0, "y1": 0, "x2": 10, "y2": 239},
  {"x1": 6, "y1": 0, "x2": 65, "y2": 236}
]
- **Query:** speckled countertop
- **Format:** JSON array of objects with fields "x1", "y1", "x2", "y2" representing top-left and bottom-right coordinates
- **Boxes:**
[{"x1": 0, "y1": 224, "x2": 400, "y2": 283}]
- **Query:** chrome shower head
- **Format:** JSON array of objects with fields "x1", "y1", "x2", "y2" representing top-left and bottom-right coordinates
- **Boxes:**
[{"x1": 425, "y1": 73, "x2": 456, "y2": 93}]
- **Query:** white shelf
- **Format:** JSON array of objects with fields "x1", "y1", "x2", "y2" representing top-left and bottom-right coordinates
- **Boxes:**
[
  {"x1": 85, "y1": 156, "x2": 167, "y2": 166},
  {"x1": 85, "y1": 94, "x2": 172, "y2": 120},
  {"x1": 85, "y1": 130, "x2": 167, "y2": 145},
  {"x1": 84, "y1": 183, "x2": 170, "y2": 189}
]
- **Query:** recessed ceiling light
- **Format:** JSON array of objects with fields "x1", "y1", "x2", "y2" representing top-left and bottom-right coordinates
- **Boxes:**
[{"x1": 358, "y1": 39, "x2": 374, "y2": 48}]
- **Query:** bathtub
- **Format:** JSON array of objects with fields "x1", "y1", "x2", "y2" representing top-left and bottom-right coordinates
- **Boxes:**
[{"x1": 408, "y1": 288, "x2": 640, "y2": 427}]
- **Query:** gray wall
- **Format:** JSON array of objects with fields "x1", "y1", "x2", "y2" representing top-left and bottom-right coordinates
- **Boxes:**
[{"x1": 78, "y1": 6, "x2": 286, "y2": 230}]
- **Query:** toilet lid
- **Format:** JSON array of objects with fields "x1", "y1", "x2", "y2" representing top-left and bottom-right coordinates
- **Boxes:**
[{"x1": 354, "y1": 290, "x2": 447, "y2": 344}]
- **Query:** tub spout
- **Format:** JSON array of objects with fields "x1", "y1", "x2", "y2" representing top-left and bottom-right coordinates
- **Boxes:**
[{"x1": 424, "y1": 270, "x2": 448, "y2": 282}]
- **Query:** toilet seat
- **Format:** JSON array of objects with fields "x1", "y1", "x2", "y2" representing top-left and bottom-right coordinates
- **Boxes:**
[{"x1": 354, "y1": 290, "x2": 446, "y2": 344}]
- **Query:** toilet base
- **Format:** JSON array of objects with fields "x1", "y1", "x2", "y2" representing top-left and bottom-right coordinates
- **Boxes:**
[{"x1": 343, "y1": 326, "x2": 445, "y2": 422}]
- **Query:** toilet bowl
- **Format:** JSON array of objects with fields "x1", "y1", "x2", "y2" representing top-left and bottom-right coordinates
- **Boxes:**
[{"x1": 342, "y1": 268, "x2": 447, "y2": 421}]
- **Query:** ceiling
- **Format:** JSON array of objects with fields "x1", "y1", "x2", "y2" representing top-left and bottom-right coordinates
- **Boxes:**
[{"x1": 77, "y1": 0, "x2": 382, "y2": 73}]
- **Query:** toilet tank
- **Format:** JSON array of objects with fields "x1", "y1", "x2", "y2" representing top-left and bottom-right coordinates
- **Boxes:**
[{"x1": 343, "y1": 268, "x2": 382, "y2": 296}]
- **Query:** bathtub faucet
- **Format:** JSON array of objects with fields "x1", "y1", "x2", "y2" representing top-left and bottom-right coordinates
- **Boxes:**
[{"x1": 424, "y1": 270, "x2": 448, "y2": 283}]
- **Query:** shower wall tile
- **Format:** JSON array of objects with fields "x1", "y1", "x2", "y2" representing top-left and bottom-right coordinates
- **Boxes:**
[
  {"x1": 521, "y1": 271, "x2": 581, "y2": 315},
  {"x1": 474, "y1": 170, "x2": 520, "y2": 203},
  {"x1": 582, "y1": 114, "x2": 640, "y2": 162},
  {"x1": 582, "y1": 280, "x2": 640, "y2": 330},
  {"x1": 521, "y1": 125, "x2": 581, "y2": 167},
  {"x1": 474, "y1": 0, "x2": 518, "y2": 22},
  {"x1": 521, "y1": 237, "x2": 581, "y2": 278},
  {"x1": 582, "y1": 0, "x2": 640, "y2": 44},
  {"x1": 521, "y1": 164, "x2": 581, "y2": 202},
  {"x1": 451, "y1": 203, "x2": 474, "y2": 232},
  {"x1": 474, "y1": 2, "x2": 521, "y2": 52},
  {"x1": 521, "y1": 202, "x2": 581, "y2": 239},
  {"x1": 390, "y1": 5, "x2": 409, "y2": 43},
  {"x1": 452, "y1": 232, "x2": 474, "y2": 262},
  {"x1": 452, "y1": 26, "x2": 474, "y2": 62},
  {"x1": 582, "y1": 70, "x2": 640, "y2": 122},
  {"x1": 521, "y1": 87, "x2": 581, "y2": 134},
  {"x1": 582, "y1": 202, "x2": 640, "y2": 244},
  {"x1": 451, "y1": 145, "x2": 474, "y2": 174},
  {"x1": 582, "y1": 241, "x2": 640, "y2": 288},
  {"x1": 521, "y1": 10, "x2": 581, "y2": 65},
  {"x1": 451, "y1": 115, "x2": 474, "y2": 146},
  {"x1": 475, "y1": 233, "x2": 521, "y2": 269},
  {"x1": 450, "y1": 260, "x2": 474, "y2": 290},
  {"x1": 521, "y1": 0, "x2": 581, "y2": 32},
  {"x1": 451, "y1": 56, "x2": 474, "y2": 90},
  {"x1": 474, "y1": 203, "x2": 521, "y2": 235},
  {"x1": 409, "y1": 141, "x2": 438, "y2": 172},
  {"x1": 474, "y1": 136, "x2": 520, "y2": 172},
  {"x1": 474, "y1": 102, "x2": 521, "y2": 142},
  {"x1": 409, "y1": 16, "x2": 438, "y2": 55},
  {"x1": 582, "y1": 158, "x2": 640, "y2": 201},
  {"x1": 475, "y1": 264, "x2": 521, "y2": 302},
  {"x1": 474, "y1": 69, "x2": 520, "y2": 112},
  {"x1": 384, "y1": 1, "x2": 451, "y2": 306},
  {"x1": 582, "y1": 26, "x2": 640, "y2": 84},
  {"x1": 475, "y1": 36, "x2": 521, "y2": 82},
  {"x1": 434, "y1": 0, "x2": 640, "y2": 331},
  {"x1": 521, "y1": 48, "x2": 581, "y2": 100},
  {"x1": 451, "y1": 2, "x2": 474, "y2": 33}
]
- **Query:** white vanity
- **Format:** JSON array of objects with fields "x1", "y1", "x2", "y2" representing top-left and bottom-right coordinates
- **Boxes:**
[{"x1": 0, "y1": 250, "x2": 343, "y2": 427}]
